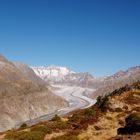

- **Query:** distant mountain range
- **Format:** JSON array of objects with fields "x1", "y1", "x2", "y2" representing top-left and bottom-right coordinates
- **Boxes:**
[
  {"x1": 32, "y1": 65, "x2": 140, "y2": 97},
  {"x1": 32, "y1": 66, "x2": 97, "y2": 88},
  {"x1": 32, "y1": 66, "x2": 75, "y2": 84},
  {"x1": 92, "y1": 66, "x2": 140, "y2": 97}
]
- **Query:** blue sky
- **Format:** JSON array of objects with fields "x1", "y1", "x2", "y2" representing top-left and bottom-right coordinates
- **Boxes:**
[{"x1": 0, "y1": 0, "x2": 140, "y2": 77}]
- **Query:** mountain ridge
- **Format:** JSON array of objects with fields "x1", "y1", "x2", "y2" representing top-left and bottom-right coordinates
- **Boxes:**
[
  {"x1": 0, "y1": 56, "x2": 67, "y2": 132},
  {"x1": 32, "y1": 65, "x2": 95, "y2": 88},
  {"x1": 32, "y1": 65, "x2": 140, "y2": 97}
]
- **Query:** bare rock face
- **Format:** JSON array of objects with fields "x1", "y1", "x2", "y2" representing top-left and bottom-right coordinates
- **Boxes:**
[
  {"x1": 0, "y1": 56, "x2": 66, "y2": 132},
  {"x1": 92, "y1": 66, "x2": 140, "y2": 98},
  {"x1": 14, "y1": 62, "x2": 47, "y2": 86}
]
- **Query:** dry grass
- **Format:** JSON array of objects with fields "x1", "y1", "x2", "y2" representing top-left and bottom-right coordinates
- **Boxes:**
[
  {"x1": 78, "y1": 111, "x2": 124, "y2": 140},
  {"x1": 78, "y1": 90, "x2": 140, "y2": 140},
  {"x1": 0, "y1": 134, "x2": 5, "y2": 140},
  {"x1": 44, "y1": 132, "x2": 66, "y2": 140}
]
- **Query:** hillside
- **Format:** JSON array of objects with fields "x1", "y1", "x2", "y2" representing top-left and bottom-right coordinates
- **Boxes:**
[
  {"x1": 0, "y1": 55, "x2": 67, "y2": 132},
  {"x1": 91, "y1": 66, "x2": 140, "y2": 98},
  {"x1": 1, "y1": 82, "x2": 139, "y2": 140}
]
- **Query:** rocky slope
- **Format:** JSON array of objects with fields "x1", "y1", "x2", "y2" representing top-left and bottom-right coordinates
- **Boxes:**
[
  {"x1": 1, "y1": 82, "x2": 139, "y2": 140},
  {"x1": 14, "y1": 62, "x2": 50, "y2": 87},
  {"x1": 78, "y1": 82, "x2": 140, "y2": 140},
  {"x1": 0, "y1": 55, "x2": 66, "y2": 132},
  {"x1": 92, "y1": 66, "x2": 140, "y2": 98}
]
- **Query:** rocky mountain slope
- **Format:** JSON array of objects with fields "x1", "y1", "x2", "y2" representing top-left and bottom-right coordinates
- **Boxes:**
[
  {"x1": 92, "y1": 66, "x2": 140, "y2": 98},
  {"x1": 0, "y1": 55, "x2": 67, "y2": 132},
  {"x1": 1, "y1": 82, "x2": 139, "y2": 140},
  {"x1": 14, "y1": 62, "x2": 47, "y2": 87}
]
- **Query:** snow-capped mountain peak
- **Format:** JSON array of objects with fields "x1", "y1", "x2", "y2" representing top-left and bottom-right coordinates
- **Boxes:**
[
  {"x1": 31, "y1": 65, "x2": 140, "y2": 89},
  {"x1": 31, "y1": 65, "x2": 96, "y2": 88},
  {"x1": 46, "y1": 65, "x2": 75, "y2": 76},
  {"x1": 31, "y1": 65, "x2": 75, "y2": 80}
]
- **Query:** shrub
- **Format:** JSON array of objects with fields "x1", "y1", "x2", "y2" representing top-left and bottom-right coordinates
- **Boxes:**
[
  {"x1": 80, "y1": 116, "x2": 97, "y2": 128},
  {"x1": 125, "y1": 113, "x2": 140, "y2": 127},
  {"x1": 48, "y1": 121, "x2": 71, "y2": 130},
  {"x1": 69, "y1": 113, "x2": 83, "y2": 124},
  {"x1": 96, "y1": 96, "x2": 102, "y2": 107},
  {"x1": 20, "y1": 123, "x2": 27, "y2": 129},
  {"x1": 94, "y1": 125, "x2": 101, "y2": 130},
  {"x1": 117, "y1": 127, "x2": 134, "y2": 135},
  {"x1": 122, "y1": 105, "x2": 128, "y2": 110},
  {"x1": 96, "y1": 95, "x2": 109, "y2": 112},
  {"x1": 117, "y1": 113, "x2": 140, "y2": 135},
  {"x1": 84, "y1": 108, "x2": 94, "y2": 117},
  {"x1": 31, "y1": 125, "x2": 52, "y2": 134},
  {"x1": 115, "y1": 108, "x2": 123, "y2": 112},
  {"x1": 72, "y1": 123, "x2": 81, "y2": 129},
  {"x1": 68, "y1": 106, "x2": 100, "y2": 131},
  {"x1": 51, "y1": 115, "x2": 61, "y2": 122}
]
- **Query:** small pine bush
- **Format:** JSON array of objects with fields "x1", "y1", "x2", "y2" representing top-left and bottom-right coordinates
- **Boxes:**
[
  {"x1": 51, "y1": 115, "x2": 61, "y2": 122},
  {"x1": 20, "y1": 123, "x2": 27, "y2": 129}
]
